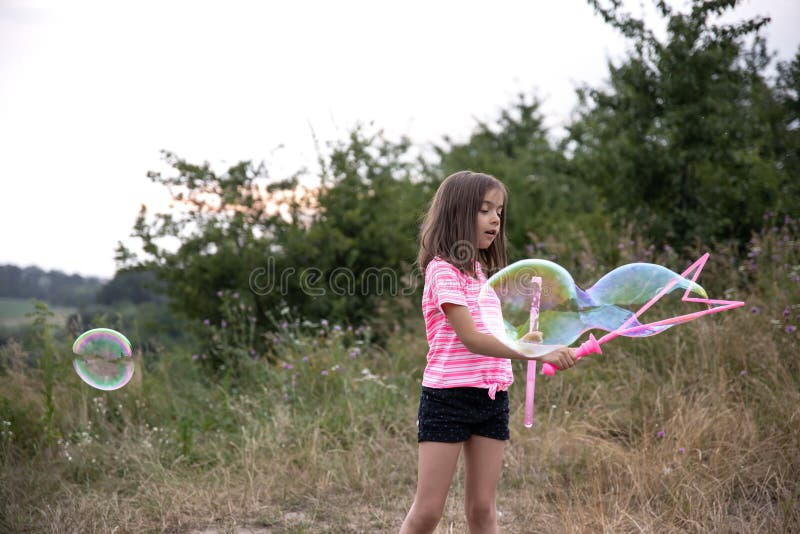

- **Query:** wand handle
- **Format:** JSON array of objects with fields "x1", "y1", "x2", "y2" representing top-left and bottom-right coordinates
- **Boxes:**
[
  {"x1": 541, "y1": 334, "x2": 602, "y2": 376},
  {"x1": 524, "y1": 276, "x2": 542, "y2": 428}
]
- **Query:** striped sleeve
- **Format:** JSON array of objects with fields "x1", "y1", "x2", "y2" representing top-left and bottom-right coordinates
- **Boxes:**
[{"x1": 427, "y1": 259, "x2": 467, "y2": 313}]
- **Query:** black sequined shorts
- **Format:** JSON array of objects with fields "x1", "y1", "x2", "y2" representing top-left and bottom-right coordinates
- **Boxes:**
[{"x1": 417, "y1": 386, "x2": 510, "y2": 443}]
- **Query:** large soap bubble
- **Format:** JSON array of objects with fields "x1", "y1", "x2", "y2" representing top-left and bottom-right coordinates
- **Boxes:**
[
  {"x1": 72, "y1": 328, "x2": 134, "y2": 390},
  {"x1": 481, "y1": 254, "x2": 745, "y2": 428},
  {"x1": 478, "y1": 259, "x2": 709, "y2": 359}
]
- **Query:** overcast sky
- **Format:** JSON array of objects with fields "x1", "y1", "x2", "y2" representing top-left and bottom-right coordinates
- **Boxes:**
[{"x1": 2, "y1": 0, "x2": 798, "y2": 279}]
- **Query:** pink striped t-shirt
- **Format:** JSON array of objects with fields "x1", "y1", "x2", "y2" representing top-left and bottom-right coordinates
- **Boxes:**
[{"x1": 421, "y1": 257, "x2": 513, "y2": 397}]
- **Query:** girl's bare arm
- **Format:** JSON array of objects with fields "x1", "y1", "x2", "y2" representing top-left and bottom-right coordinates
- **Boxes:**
[{"x1": 442, "y1": 303, "x2": 576, "y2": 369}]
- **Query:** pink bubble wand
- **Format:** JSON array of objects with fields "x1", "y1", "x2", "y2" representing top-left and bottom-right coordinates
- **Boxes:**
[
  {"x1": 524, "y1": 277, "x2": 542, "y2": 428},
  {"x1": 539, "y1": 252, "x2": 745, "y2": 377}
]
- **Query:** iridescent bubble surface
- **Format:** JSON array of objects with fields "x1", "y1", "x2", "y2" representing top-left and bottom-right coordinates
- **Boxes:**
[
  {"x1": 72, "y1": 328, "x2": 134, "y2": 390},
  {"x1": 478, "y1": 260, "x2": 708, "y2": 358}
]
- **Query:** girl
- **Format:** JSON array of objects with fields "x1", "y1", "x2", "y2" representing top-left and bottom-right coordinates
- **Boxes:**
[{"x1": 400, "y1": 171, "x2": 577, "y2": 534}]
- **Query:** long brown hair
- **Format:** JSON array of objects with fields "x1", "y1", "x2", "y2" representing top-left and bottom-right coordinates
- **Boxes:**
[{"x1": 417, "y1": 170, "x2": 508, "y2": 278}]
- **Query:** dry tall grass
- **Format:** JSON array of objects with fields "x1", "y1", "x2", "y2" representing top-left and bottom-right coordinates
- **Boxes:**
[{"x1": 1, "y1": 222, "x2": 798, "y2": 532}]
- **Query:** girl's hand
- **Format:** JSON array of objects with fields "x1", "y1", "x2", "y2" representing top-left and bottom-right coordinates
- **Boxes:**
[{"x1": 539, "y1": 346, "x2": 577, "y2": 370}]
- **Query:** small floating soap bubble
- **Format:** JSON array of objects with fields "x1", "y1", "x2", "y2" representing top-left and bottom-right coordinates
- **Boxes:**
[{"x1": 72, "y1": 328, "x2": 134, "y2": 391}]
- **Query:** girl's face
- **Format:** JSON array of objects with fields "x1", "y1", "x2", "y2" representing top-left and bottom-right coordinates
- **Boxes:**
[{"x1": 476, "y1": 187, "x2": 504, "y2": 250}]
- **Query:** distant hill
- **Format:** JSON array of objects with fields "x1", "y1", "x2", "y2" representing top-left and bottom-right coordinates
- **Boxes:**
[
  {"x1": 0, "y1": 266, "x2": 169, "y2": 342},
  {"x1": 0, "y1": 264, "x2": 104, "y2": 307}
]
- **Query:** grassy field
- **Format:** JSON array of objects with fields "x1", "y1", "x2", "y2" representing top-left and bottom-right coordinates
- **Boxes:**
[
  {"x1": 0, "y1": 297, "x2": 75, "y2": 328},
  {"x1": 0, "y1": 224, "x2": 798, "y2": 532}
]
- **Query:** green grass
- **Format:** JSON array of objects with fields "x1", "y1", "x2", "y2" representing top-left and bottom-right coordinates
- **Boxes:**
[
  {"x1": 0, "y1": 297, "x2": 75, "y2": 328},
  {"x1": 0, "y1": 297, "x2": 36, "y2": 319}
]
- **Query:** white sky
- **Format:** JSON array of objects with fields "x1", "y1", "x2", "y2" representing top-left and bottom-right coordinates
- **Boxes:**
[{"x1": 1, "y1": 0, "x2": 798, "y2": 279}]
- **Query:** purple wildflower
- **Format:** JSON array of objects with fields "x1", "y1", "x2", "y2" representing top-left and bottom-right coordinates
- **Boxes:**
[
  {"x1": 302, "y1": 356, "x2": 309, "y2": 362},
  {"x1": 217, "y1": 290, "x2": 223, "y2": 297},
  {"x1": 203, "y1": 319, "x2": 211, "y2": 326},
  {"x1": 787, "y1": 325, "x2": 797, "y2": 334},
  {"x1": 221, "y1": 320, "x2": 227, "y2": 328},
  {"x1": 657, "y1": 430, "x2": 665, "y2": 439},
  {"x1": 192, "y1": 354, "x2": 199, "y2": 360},
  {"x1": 321, "y1": 319, "x2": 329, "y2": 328},
  {"x1": 526, "y1": 244, "x2": 534, "y2": 254},
  {"x1": 739, "y1": 370, "x2": 747, "y2": 376},
  {"x1": 784, "y1": 307, "x2": 791, "y2": 318},
  {"x1": 793, "y1": 275, "x2": 800, "y2": 283},
  {"x1": 321, "y1": 369, "x2": 329, "y2": 376},
  {"x1": 750, "y1": 307, "x2": 759, "y2": 314},
  {"x1": 233, "y1": 292, "x2": 239, "y2": 299},
  {"x1": 349, "y1": 347, "x2": 361, "y2": 358},
  {"x1": 677, "y1": 447, "x2": 685, "y2": 454},
  {"x1": 282, "y1": 362, "x2": 293, "y2": 370}
]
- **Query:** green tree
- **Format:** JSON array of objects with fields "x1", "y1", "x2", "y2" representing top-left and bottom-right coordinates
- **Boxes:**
[
  {"x1": 772, "y1": 48, "x2": 800, "y2": 192},
  {"x1": 96, "y1": 269, "x2": 163, "y2": 305},
  {"x1": 273, "y1": 126, "x2": 428, "y2": 327},
  {"x1": 434, "y1": 94, "x2": 608, "y2": 259},
  {"x1": 119, "y1": 127, "x2": 428, "y2": 360},
  {"x1": 117, "y1": 152, "x2": 295, "y2": 337},
  {"x1": 568, "y1": 0, "x2": 792, "y2": 247}
]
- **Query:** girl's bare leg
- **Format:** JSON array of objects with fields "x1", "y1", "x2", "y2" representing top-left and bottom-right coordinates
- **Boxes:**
[
  {"x1": 400, "y1": 441, "x2": 462, "y2": 534},
  {"x1": 463, "y1": 435, "x2": 505, "y2": 534}
]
